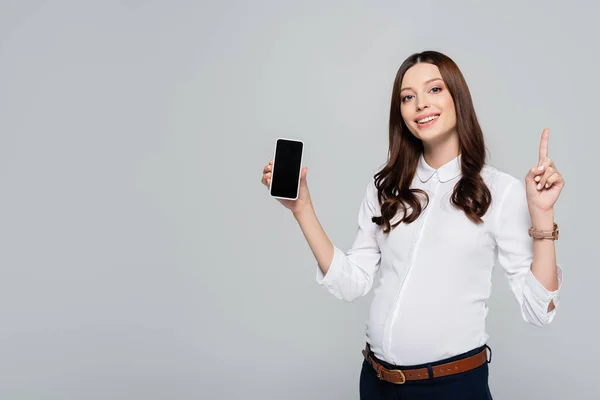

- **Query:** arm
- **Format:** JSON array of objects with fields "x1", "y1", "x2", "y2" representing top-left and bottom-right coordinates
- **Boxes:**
[
  {"x1": 494, "y1": 180, "x2": 562, "y2": 326},
  {"x1": 528, "y1": 208, "x2": 559, "y2": 311},
  {"x1": 525, "y1": 127, "x2": 566, "y2": 312},
  {"x1": 261, "y1": 161, "x2": 380, "y2": 302},
  {"x1": 300, "y1": 180, "x2": 382, "y2": 302},
  {"x1": 293, "y1": 204, "x2": 335, "y2": 275}
]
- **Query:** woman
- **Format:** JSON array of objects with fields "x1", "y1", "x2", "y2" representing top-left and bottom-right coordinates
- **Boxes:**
[{"x1": 260, "y1": 51, "x2": 564, "y2": 399}]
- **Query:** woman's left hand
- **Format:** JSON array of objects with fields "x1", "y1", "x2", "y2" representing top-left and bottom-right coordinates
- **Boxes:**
[{"x1": 525, "y1": 128, "x2": 565, "y2": 212}]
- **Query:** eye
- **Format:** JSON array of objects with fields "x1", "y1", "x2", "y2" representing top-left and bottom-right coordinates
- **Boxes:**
[
  {"x1": 401, "y1": 94, "x2": 414, "y2": 102},
  {"x1": 430, "y1": 87, "x2": 442, "y2": 93}
]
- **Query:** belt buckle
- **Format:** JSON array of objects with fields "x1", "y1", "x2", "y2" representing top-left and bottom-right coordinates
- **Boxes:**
[{"x1": 385, "y1": 368, "x2": 406, "y2": 384}]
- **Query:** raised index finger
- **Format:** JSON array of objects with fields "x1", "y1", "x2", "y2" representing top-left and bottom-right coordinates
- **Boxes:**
[{"x1": 539, "y1": 128, "x2": 549, "y2": 164}]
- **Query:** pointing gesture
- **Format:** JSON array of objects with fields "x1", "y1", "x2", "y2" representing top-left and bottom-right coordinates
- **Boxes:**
[
  {"x1": 539, "y1": 128, "x2": 549, "y2": 164},
  {"x1": 526, "y1": 128, "x2": 565, "y2": 212}
]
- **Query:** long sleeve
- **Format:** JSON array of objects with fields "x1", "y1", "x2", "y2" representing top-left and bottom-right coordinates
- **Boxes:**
[
  {"x1": 316, "y1": 180, "x2": 382, "y2": 302},
  {"x1": 493, "y1": 179, "x2": 563, "y2": 326}
]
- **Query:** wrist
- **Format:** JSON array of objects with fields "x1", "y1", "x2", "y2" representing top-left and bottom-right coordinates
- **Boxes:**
[
  {"x1": 293, "y1": 202, "x2": 314, "y2": 220},
  {"x1": 529, "y1": 208, "x2": 555, "y2": 230}
]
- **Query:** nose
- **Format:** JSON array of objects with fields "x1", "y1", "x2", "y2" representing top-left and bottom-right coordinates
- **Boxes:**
[{"x1": 417, "y1": 99, "x2": 429, "y2": 111}]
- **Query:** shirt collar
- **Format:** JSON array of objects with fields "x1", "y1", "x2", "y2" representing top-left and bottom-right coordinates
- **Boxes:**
[{"x1": 417, "y1": 153, "x2": 462, "y2": 183}]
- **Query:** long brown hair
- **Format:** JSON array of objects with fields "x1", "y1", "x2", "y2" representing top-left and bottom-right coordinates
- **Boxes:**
[{"x1": 372, "y1": 51, "x2": 491, "y2": 234}]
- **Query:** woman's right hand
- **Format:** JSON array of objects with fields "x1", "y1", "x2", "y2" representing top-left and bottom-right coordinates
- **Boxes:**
[{"x1": 261, "y1": 159, "x2": 312, "y2": 215}]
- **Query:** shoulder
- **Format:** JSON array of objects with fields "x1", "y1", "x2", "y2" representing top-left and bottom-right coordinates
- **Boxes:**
[
  {"x1": 480, "y1": 164, "x2": 523, "y2": 195},
  {"x1": 480, "y1": 164, "x2": 528, "y2": 221},
  {"x1": 365, "y1": 171, "x2": 379, "y2": 199},
  {"x1": 363, "y1": 168, "x2": 384, "y2": 212}
]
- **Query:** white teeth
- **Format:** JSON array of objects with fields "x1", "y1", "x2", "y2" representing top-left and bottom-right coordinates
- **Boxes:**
[{"x1": 417, "y1": 115, "x2": 439, "y2": 124}]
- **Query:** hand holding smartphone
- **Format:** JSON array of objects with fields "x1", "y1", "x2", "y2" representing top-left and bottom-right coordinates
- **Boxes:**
[{"x1": 261, "y1": 138, "x2": 312, "y2": 215}]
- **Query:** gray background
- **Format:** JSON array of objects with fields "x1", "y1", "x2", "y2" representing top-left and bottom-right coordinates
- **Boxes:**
[{"x1": 0, "y1": 0, "x2": 597, "y2": 399}]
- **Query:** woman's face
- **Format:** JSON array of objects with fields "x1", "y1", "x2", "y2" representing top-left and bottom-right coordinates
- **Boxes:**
[{"x1": 400, "y1": 63, "x2": 457, "y2": 145}]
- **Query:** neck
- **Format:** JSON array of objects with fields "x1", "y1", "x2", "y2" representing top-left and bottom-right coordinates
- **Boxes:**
[{"x1": 422, "y1": 131, "x2": 460, "y2": 169}]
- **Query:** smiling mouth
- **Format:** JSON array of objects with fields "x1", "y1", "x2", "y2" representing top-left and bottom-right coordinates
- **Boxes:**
[{"x1": 416, "y1": 114, "x2": 440, "y2": 126}]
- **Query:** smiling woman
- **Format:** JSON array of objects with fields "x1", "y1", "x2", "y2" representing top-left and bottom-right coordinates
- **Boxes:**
[
  {"x1": 373, "y1": 52, "x2": 491, "y2": 235},
  {"x1": 260, "y1": 50, "x2": 564, "y2": 400}
]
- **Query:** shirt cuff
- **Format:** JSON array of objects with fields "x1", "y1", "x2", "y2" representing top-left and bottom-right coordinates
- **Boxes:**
[
  {"x1": 525, "y1": 264, "x2": 563, "y2": 320},
  {"x1": 316, "y1": 245, "x2": 346, "y2": 288}
]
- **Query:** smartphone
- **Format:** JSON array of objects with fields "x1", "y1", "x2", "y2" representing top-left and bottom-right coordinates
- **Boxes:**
[{"x1": 269, "y1": 138, "x2": 304, "y2": 200}]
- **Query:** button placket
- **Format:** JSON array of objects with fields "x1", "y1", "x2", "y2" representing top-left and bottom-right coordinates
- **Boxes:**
[{"x1": 383, "y1": 174, "x2": 441, "y2": 364}]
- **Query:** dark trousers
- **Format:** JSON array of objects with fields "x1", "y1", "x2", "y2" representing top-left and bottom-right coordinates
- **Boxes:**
[{"x1": 359, "y1": 345, "x2": 493, "y2": 400}]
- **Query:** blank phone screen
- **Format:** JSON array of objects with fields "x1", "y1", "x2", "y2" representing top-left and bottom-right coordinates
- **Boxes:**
[{"x1": 270, "y1": 139, "x2": 303, "y2": 199}]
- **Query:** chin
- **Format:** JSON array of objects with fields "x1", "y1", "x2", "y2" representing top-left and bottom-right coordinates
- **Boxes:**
[
  {"x1": 413, "y1": 126, "x2": 453, "y2": 144},
  {"x1": 412, "y1": 125, "x2": 442, "y2": 139}
]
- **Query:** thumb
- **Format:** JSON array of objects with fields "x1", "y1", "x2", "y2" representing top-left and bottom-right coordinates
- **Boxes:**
[{"x1": 300, "y1": 167, "x2": 308, "y2": 185}]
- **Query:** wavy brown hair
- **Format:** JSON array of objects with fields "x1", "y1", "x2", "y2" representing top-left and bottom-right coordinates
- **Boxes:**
[{"x1": 372, "y1": 51, "x2": 491, "y2": 234}]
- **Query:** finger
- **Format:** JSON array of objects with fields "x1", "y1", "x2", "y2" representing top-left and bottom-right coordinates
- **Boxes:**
[
  {"x1": 538, "y1": 128, "x2": 549, "y2": 165},
  {"x1": 262, "y1": 175, "x2": 271, "y2": 187},
  {"x1": 529, "y1": 163, "x2": 545, "y2": 180},
  {"x1": 261, "y1": 171, "x2": 271, "y2": 185},
  {"x1": 531, "y1": 157, "x2": 553, "y2": 180},
  {"x1": 537, "y1": 166, "x2": 555, "y2": 190},
  {"x1": 263, "y1": 164, "x2": 272, "y2": 174},
  {"x1": 263, "y1": 172, "x2": 272, "y2": 185},
  {"x1": 543, "y1": 172, "x2": 563, "y2": 189},
  {"x1": 300, "y1": 167, "x2": 307, "y2": 181}
]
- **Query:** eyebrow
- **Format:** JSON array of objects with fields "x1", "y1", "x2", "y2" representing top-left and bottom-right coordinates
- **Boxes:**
[{"x1": 400, "y1": 78, "x2": 443, "y2": 92}]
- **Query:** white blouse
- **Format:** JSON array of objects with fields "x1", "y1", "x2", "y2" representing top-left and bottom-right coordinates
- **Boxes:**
[{"x1": 316, "y1": 154, "x2": 562, "y2": 366}]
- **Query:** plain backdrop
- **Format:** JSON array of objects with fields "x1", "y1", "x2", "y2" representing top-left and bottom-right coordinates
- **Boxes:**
[{"x1": 0, "y1": 1, "x2": 598, "y2": 399}]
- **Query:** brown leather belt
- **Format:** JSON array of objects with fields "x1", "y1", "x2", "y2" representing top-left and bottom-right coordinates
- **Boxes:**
[{"x1": 362, "y1": 343, "x2": 488, "y2": 384}]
